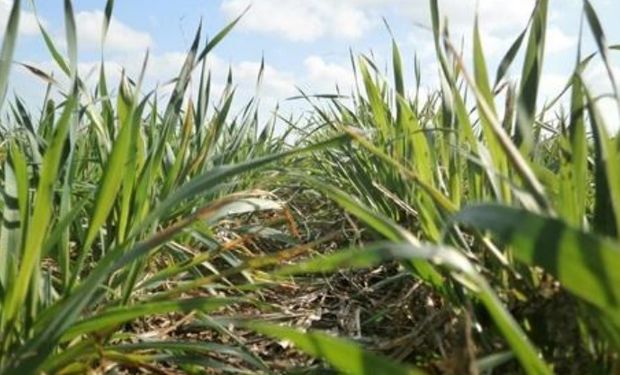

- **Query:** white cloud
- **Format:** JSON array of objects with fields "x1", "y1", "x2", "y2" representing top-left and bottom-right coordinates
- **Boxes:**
[
  {"x1": 220, "y1": 0, "x2": 377, "y2": 41},
  {"x1": 115, "y1": 53, "x2": 353, "y2": 112},
  {"x1": 546, "y1": 26, "x2": 575, "y2": 54},
  {"x1": 0, "y1": 0, "x2": 42, "y2": 36},
  {"x1": 222, "y1": 57, "x2": 355, "y2": 105},
  {"x1": 17, "y1": 51, "x2": 186, "y2": 99},
  {"x1": 220, "y1": 0, "x2": 536, "y2": 42},
  {"x1": 417, "y1": 0, "x2": 535, "y2": 33},
  {"x1": 218, "y1": 0, "x2": 549, "y2": 45},
  {"x1": 536, "y1": 61, "x2": 620, "y2": 133},
  {"x1": 302, "y1": 56, "x2": 355, "y2": 93},
  {"x1": 19, "y1": 49, "x2": 298, "y2": 110},
  {"x1": 583, "y1": 61, "x2": 620, "y2": 132},
  {"x1": 540, "y1": 73, "x2": 568, "y2": 99},
  {"x1": 73, "y1": 10, "x2": 153, "y2": 53},
  {"x1": 234, "y1": 60, "x2": 296, "y2": 98},
  {"x1": 594, "y1": 97, "x2": 620, "y2": 133},
  {"x1": 90, "y1": 52, "x2": 189, "y2": 91},
  {"x1": 407, "y1": 0, "x2": 538, "y2": 60},
  {"x1": 583, "y1": 60, "x2": 620, "y2": 97}
]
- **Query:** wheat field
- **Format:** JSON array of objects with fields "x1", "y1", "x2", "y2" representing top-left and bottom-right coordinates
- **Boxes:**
[{"x1": 0, "y1": 0, "x2": 619, "y2": 373}]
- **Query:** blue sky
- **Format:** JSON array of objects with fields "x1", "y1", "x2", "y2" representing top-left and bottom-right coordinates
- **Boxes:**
[{"x1": 2, "y1": 0, "x2": 620, "y2": 125}]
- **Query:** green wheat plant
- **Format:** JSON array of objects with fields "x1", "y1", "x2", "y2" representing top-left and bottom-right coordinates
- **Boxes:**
[
  {"x1": 273, "y1": 0, "x2": 620, "y2": 372},
  {"x1": 0, "y1": 1, "x2": 349, "y2": 373},
  {"x1": 1, "y1": 0, "x2": 620, "y2": 373}
]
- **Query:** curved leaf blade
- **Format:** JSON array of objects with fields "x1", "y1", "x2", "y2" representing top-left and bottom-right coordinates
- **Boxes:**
[
  {"x1": 455, "y1": 204, "x2": 620, "y2": 321},
  {"x1": 249, "y1": 322, "x2": 424, "y2": 375},
  {"x1": 0, "y1": 0, "x2": 20, "y2": 109},
  {"x1": 62, "y1": 297, "x2": 239, "y2": 340}
]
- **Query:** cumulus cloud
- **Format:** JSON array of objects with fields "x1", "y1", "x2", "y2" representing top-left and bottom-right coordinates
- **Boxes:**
[
  {"x1": 234, "y1": 61, "x2": 296, "y2": 98},
  {"x1": 546, "y1": 26, "x2": 576, "y2": 54},
  {"x1": 593, "y1": 97, "x2": 620, "y2": 133},
  {"x1": 539, "y1": 73, "x2": 569, "y2": 100},
  {"x1": 302, "y1": 56, "x2": 355, "y2": 93},
  {"x1": 220, "y1": 0, "x2": 379, "y2": 41},
  {"x1": 583, "y1": 61, "x2": 620, "y2": 131},
  {"x1": 73, "y1": 10, "x2": 153, "y2": 53},
  {"x1": 16, "y1": 51, "x2": 185, "y2": 100},
  {"x1": 19, "y1": 48, "x2": 298, "y2": 108},
  {"x1": 536, "y1": 61, "x2": 620, "y2": 132},
  {"x1": 415, "y1": 0, "x2": 535, "y2": 33},
  {"x1": 220, "y1": 0, "x2": 539, "y2": 43},
  {"x1": 0, "y1": 0, "x2": 42, "y2": 36}
]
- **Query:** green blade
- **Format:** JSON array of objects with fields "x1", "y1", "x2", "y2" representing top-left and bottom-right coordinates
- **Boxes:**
[
  {"x1": 1, "y1": 90, "x2": 77, "y2": 331},
  {"x1": 515, "y1": 0, "x2": 548, "y2": 150},
  {"x1": 248, "y1": 322, "x2": 424, "y2": 375},
  {"x1": 62, "y1": 297, "x2": 239, "y2": 341},
  {"x1": 63, "y1": 0, "x2": 77, "y2": 79},
  {"x1": 102, "y1": 0, "x2": 115, "y2": 46},
  {"x1": 456, "y1": 204, "x2": 620, "y2": 324},
  {"x1": 0, "y1": 0, "x2": 20, "y2": 110}
]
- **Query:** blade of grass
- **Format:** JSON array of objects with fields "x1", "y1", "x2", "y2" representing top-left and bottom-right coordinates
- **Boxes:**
[
  {"x1": 515, "y1": 0, "x2": 548, "y2": 150},
  {"x1": 62, "y1": 298, "x2": 240, "y2": 341},
  {"x1": 63, "y1": 0, "x2": 77, "y2": 79},
  {"x1": 0, "y1": 0, "x2": 20, "y2": 110},
  {"x1": 1, "y1": 89, "x2": 77, "y2": 332},
  {"x1": 456, "y1": 204, "x2": 620, "y2": 324},
  {"x1": 248, "y1": 322, "x2": 424, "y2": 375}
]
